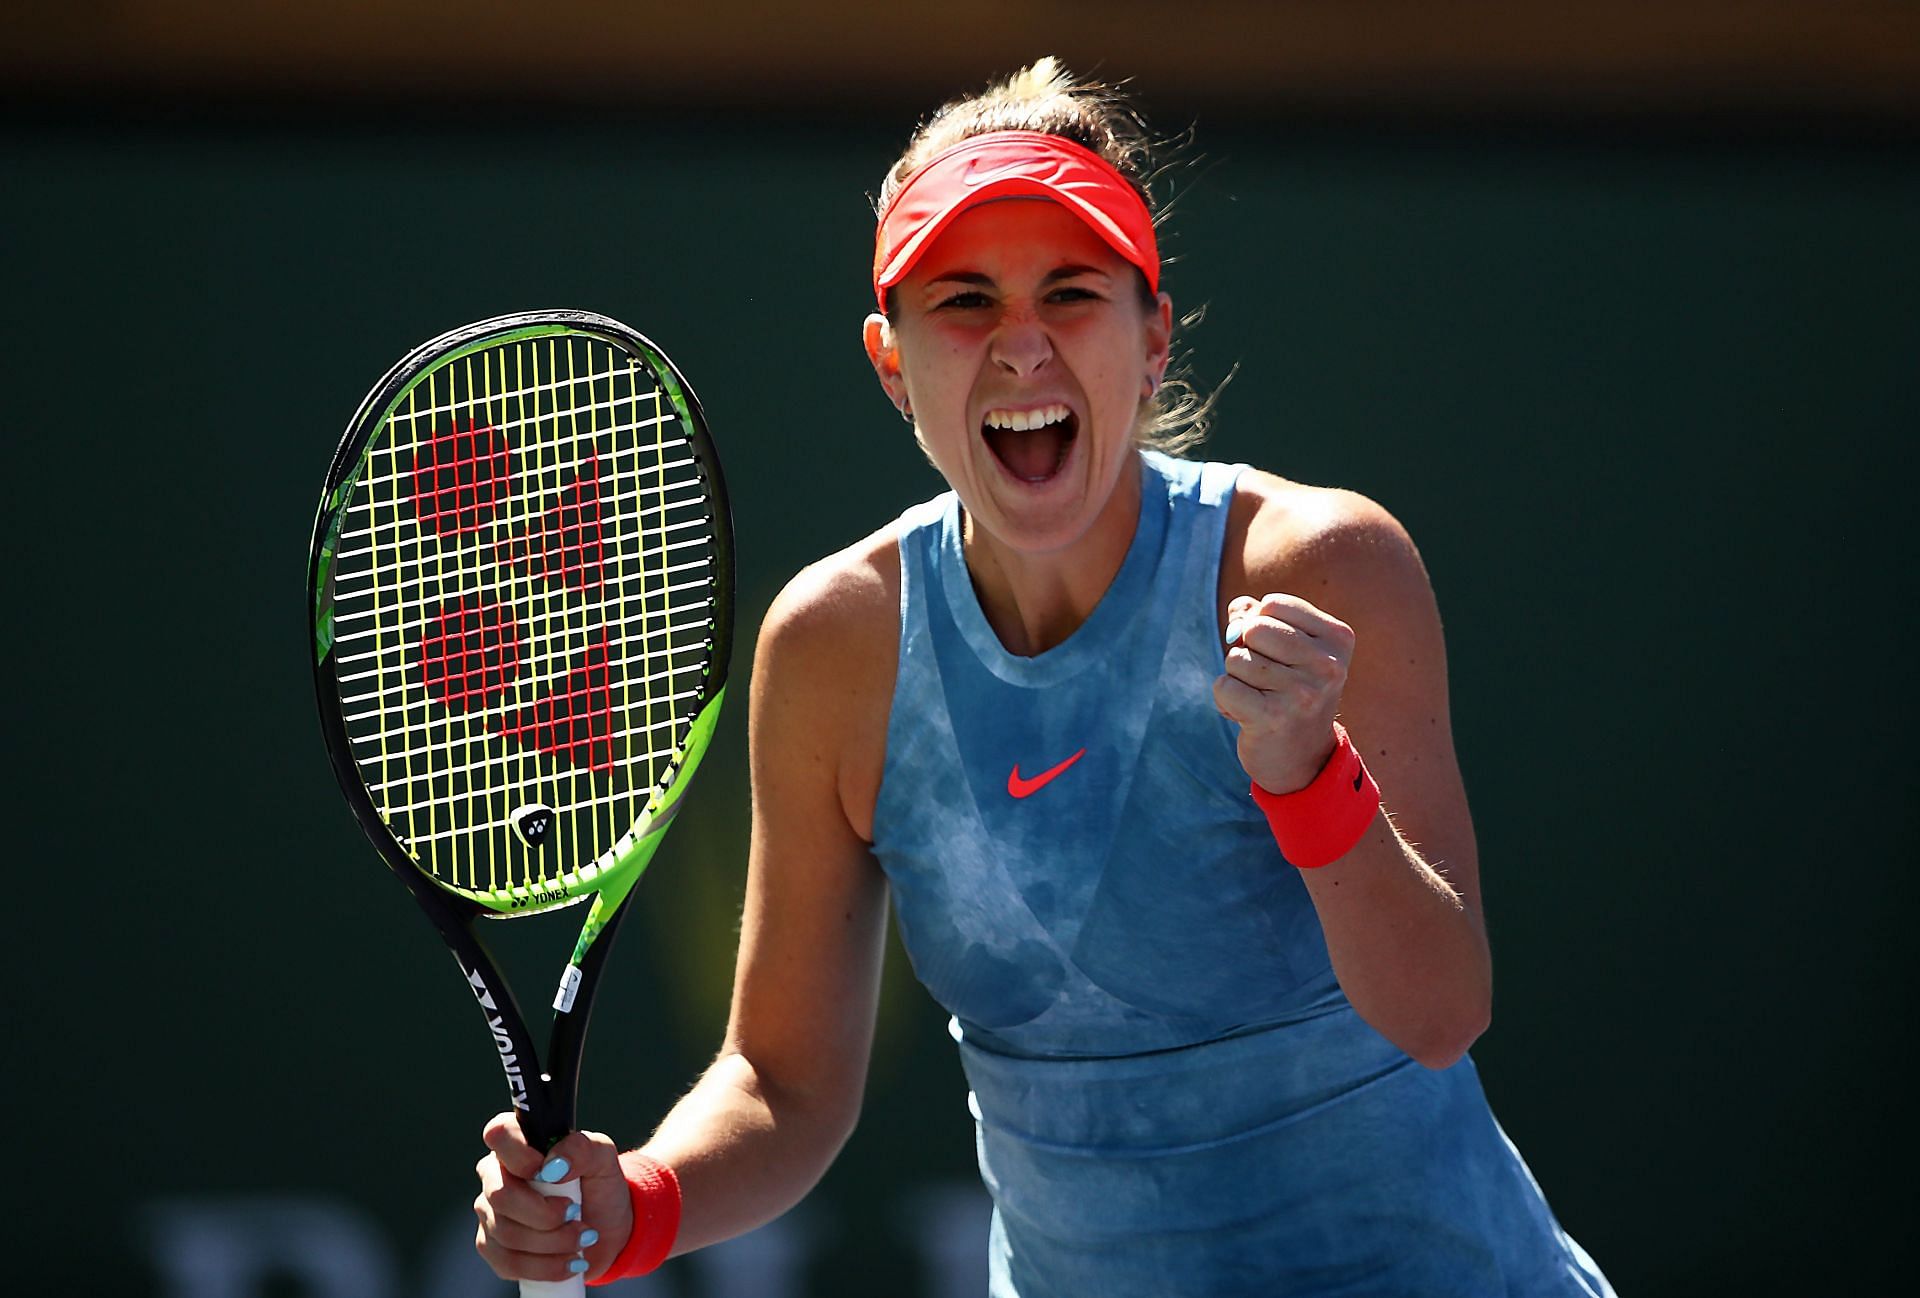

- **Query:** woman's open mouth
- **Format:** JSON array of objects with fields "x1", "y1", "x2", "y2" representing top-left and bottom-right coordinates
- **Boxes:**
[{"x1": 982, "y1": 404, "x2": 1078, "y2": 484}]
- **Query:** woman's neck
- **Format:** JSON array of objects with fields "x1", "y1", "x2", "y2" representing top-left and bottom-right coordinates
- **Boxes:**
[{"x1": 961, "y1": 452, "x2": 1143, "y2": 657}]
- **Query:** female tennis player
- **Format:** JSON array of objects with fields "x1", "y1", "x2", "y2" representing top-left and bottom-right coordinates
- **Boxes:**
[{"x1": 473, "y1": 59, "x2": 1614, "y2": 1295}]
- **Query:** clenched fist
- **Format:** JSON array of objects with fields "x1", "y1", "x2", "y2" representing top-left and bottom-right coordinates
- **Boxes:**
[{"x1": 1212, "y1": 592, "x2": 1354, "y2": 795}]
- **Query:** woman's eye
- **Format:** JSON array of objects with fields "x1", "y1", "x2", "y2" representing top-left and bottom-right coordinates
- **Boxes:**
[
  {"x1": 1049, "y1": 286, "x2": 1100, "y2": 304},
  {"x1": 937, "y1": 291, "x2": 992, "y2": 310}
]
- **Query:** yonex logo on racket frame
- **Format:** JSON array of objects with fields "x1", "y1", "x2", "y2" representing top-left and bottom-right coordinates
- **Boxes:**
[{"x1": 466, "y1": 967, "x2": 531, "y2": 1112}]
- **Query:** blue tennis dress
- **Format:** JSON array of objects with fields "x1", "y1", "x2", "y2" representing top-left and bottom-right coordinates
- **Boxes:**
[{"x1": 870, "y1": 452, "x2": 1613, "y2": 1297}]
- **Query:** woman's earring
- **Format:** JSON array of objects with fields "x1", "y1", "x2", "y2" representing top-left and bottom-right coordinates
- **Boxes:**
[
  {"x1": 897, "y1": 398, "x2": 914, "y2": 425},
  {"x1": 1145, "y1": 374, "x2": 1161, "y2": 398}
]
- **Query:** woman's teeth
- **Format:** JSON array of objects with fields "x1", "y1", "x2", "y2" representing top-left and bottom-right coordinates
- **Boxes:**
[{"x1": 983, "y1": 403, "x2": 1071, "y2": 431}]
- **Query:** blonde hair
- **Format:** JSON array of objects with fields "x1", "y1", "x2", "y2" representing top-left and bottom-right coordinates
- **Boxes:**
[{"x1": 876, "y1": 58, "x2": 1217, "y2": 454}]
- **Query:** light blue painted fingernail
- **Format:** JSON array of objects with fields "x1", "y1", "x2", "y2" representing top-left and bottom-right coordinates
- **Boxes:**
[
  {"x1": 1224, "y1": 619, "x2": 1246, "y2": 646},
  {"x1": 563, "y1": 1202, "x2": 581, "y2": 1223},
  {"x1": 537, "y1": 1157, "x2": 570, "y2": 1183},
  {"x1": 569, "y1": 1258, "x2": 590, "y2": 1275},
  {"x1": 579, "y1": 1228, "x2": 600, "y2": 1248}
]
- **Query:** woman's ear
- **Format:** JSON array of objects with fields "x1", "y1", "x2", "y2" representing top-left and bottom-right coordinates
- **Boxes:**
[
  {"x1": 1145, "y1": 292, "x2": 1174, "y2": 388},
  {"x1": 863, "y1": 313, "x2": 906, "y2": 409}
]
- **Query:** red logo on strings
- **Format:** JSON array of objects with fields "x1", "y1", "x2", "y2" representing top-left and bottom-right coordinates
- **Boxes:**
[
  {"x1": 418, "y1": 600, "x2": 524, "y2": 710},
  {"x1": 492, "y1": 631, "x2": 622, "y2": 773},
  {"x1": 494, "y1": 453, "x2": 606, "y2": 591},
  {"x1": 410, "y1": 419, "x2": 514, "y2": 536},
  {"x1": 409, "y1": 430, "x2": 617, "y2": 769}
]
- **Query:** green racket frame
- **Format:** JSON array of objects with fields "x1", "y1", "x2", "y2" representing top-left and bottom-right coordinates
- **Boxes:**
[{"x1": 308, "y1": 309, "x2": 733, "y2": 1148}]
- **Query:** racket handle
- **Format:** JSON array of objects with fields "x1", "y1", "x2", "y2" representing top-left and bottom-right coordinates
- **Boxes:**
[{"x1": 520, "y1": 1176, "x2": 587, "y2": 1298}]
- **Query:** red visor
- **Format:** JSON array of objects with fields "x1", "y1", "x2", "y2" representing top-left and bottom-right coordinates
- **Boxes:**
[{"x1": 872, "y1": 130, "x2": 1159, "y2": 312}]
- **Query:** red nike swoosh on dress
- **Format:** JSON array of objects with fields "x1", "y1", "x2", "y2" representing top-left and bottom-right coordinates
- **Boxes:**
[{"x1": 1007, "y1": 748, "x2": 1087, "y2": 799}]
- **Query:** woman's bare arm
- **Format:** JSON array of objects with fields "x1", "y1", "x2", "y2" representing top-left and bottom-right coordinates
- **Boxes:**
[
  {"x1": 1218, "y1": 474, "x2": 1491, "y2": 1069},
  {"x1": 475, "y1": 538, "x2": 900, "y2": 1280}
]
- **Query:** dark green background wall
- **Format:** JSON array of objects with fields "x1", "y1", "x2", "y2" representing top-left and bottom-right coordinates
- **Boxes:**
[{"x1": 5, "y1": 111, "x2": 1913, "y2": 1294}]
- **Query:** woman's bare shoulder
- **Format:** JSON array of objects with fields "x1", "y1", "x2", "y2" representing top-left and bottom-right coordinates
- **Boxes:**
[
  {"x1": 1222, "y1": 468, "x2": 1424, "y2": 610},
  {"x1": 752, "y1": 522, "x2": 904, "y2": 840},
  {"x1": 758, "y1": 522, "x2": 902, "y2": 664}
]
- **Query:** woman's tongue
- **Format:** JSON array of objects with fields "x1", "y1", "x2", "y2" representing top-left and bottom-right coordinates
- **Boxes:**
[{"x1": 985, "y1": 419, "x2": 1073, "y2": 483}]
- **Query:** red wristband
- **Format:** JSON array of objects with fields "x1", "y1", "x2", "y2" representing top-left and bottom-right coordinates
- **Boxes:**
[
  {"x1": 1249, "y1": 722, "x2": 1381, "y2": 868},
  {"x1": 587, "y1": 1156, "x2": 681, "y2": 1286}
]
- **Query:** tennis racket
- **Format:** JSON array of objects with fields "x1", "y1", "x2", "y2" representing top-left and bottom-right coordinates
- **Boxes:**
[{"x1": 308, "y1": 309, "x2": 733, "y2": 1295}]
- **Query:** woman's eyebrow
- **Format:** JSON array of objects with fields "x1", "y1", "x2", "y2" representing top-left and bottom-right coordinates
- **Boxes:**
[{"x1": 925, "y1": 271, "x2": 996, "y2": 288}]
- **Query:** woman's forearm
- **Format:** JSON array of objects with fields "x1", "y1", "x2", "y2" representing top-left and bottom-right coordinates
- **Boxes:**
[
  {"x1": 636, "y1": 1048, "x2": 862, "y2": 1256},
  {"x1": 1298, "y1": 811, "x2": 1493, "y2": 1069}
]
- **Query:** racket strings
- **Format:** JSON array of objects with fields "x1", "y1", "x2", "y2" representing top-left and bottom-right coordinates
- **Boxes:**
[
  {"x1": 379, "y1": 364, "x2": 643, "y2": 425},
  {"x1": 329, "y1": 528, "x2": 713, "y2": 635},
  {"x1": 336, "y1": 451, "x2": 706, "y2": 547},
  {"x1": 335, "y1": 606, "x2": 717, "y2": 701},
  {"x1": 366, "y1": 698, "x2": 702, "y2": 802},
  {"x1": 330, "y1": 334, "x2": 721, "y2": 901}
]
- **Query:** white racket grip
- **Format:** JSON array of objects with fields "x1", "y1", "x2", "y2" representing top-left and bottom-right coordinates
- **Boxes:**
[{"x1": 520, "y1": 1176, "x2": 586, "y2": 1298}]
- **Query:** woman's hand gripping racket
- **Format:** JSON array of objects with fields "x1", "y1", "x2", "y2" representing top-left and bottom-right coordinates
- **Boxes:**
[{"x1": 308, "y1": 310, "x2": 733, "y2": 1294}]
